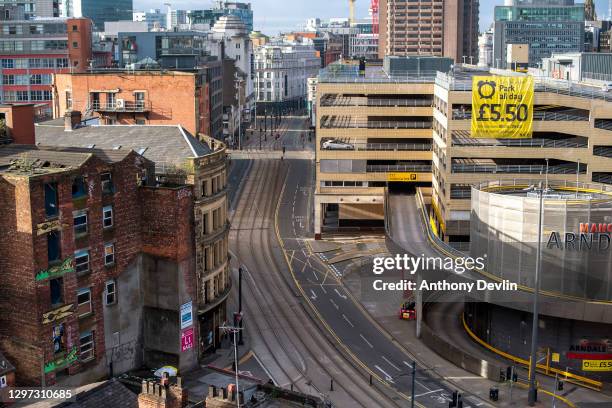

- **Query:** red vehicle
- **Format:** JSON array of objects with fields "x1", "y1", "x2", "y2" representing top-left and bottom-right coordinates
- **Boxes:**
[{"x1": 399, "y1": 302, "x2": 416, "y2": 320}]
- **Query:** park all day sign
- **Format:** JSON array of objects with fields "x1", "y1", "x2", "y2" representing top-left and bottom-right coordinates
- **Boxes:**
[{"x1": 471, "y1": 75, "x2": 534, "y2": 139}]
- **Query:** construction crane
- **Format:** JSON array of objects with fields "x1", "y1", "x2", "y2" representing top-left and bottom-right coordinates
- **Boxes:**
[
  {"x1": 349, "y1": 0, "x2": 356, "y2": 26},
  {"x1": 371, "y1": 0, "x2": 379, "y2": 34}
]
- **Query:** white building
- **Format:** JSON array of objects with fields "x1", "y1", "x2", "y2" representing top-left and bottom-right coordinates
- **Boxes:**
[
  {"x1": 478, "y1": 27, "x2": 494, "y2": 67},
  {"x1": 350, "y1": 33, "x2": 379, "y2": 60},
  {"x1": 254, "y1": 42, "x2": 320, "y2": 110},
  {"x1": 133, "y1": 9, "x2": 166, "y2": 30}
]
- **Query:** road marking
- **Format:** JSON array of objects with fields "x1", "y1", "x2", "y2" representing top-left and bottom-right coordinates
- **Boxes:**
[
  {"x1": 310, "y1": 290, "x2": 317, "y2": 300},
  {"x1": 341, "y1": 314, "x2": 354, "y2": 327},
  {"x1": 403, "y1": 361, "x2": 414, "y2": 369},
  {"x1": 375, "y1": 365, "x2": 395, "y2": 383},
  {"x1": 415, "y1": 389, "x2": 443, "y2": 398},
  {"x1": 312, "y1": 269, "x2": 319, "y2": 281},
  {"x1": 381, "y1": 355, "x2": 401, "y2": 372},
  {"x1": 445, "y1": 376, "x2": 482, "y2": 380},
  {"x1": 319, "y1": 284, "x2": 327, "y2": 294},
  {"x1": 360, "y1": 334, "x2": 373, "y2": 348},
  {"x1": 329, "y1": 299, "x2": 339, "y2": 310},
  {"x1": 334, "y1": 288, "x2": 347, "y2": 300}
]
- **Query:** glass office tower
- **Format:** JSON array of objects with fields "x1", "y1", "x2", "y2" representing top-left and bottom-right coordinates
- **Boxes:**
[{"x1": 493, "y1": 0, "x2": 584, "y2": 68}]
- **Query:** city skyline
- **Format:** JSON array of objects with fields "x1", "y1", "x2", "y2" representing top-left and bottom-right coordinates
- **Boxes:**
[{"x1": 135, "y1": 0, "x2": 612, "y2": 33}]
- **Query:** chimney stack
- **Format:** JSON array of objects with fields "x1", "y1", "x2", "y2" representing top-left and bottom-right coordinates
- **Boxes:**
[
  {"x1": 0, "y1": 104, "x2": 35, "y2": 145},
  {"x1": 137, "y1": 376, "x2": 188, "y2": 408},
  {"x1": 64, "y1": 110, "x2": 82, "y2": 132}
]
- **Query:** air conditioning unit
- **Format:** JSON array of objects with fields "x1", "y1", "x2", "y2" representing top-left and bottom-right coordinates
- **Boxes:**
[{"x1": 116, "y1": 99, "x2": 125, "y2": 109}]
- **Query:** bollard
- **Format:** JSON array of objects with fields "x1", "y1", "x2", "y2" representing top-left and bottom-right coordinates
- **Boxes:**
[
  {"x1": 369, "y1": 374, "x2": 373, "y2": 386},
  {"x1": 290, "y1": 383, "x2": 294, "y2": 391},
  {"x1": 330, "y1": 378, "x2": 334, "y2": 391}
]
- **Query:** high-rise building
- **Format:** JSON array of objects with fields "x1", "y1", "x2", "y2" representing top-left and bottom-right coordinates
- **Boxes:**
[
  {"x1": 377, "y1": 0, "x2": 479, "y2": 63},
  {"x1": 133, "y1": 9, "x2": 166, "y2": 30},
  {"x1": 60, "y1": 0, "x2": 133, "y2": 31},
  {"x1": 585, "y1": 0, "x2": 597, "y2": 21},
  {"x1": 0, "y1": 0, "x2": 59, "y2": 18},
  {"x1": 478, "y1": 26, "x2": 494, "y2": 67},
  {"x1": 493, "y1": 0, "x2": 584, "y2": 68},
  {"x1": 188, "y1": 2, "x2": 253, "y2": 33}
]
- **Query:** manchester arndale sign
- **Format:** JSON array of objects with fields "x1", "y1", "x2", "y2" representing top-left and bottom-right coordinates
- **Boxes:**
[{"x1": 547, "y1": 223, "x2": 612, "y2": 251}]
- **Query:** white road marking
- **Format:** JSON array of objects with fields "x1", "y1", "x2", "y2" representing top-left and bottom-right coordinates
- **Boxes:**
[
  {"x1": 319, "y1": 284, "x2": 327, "y2": 294},
  {"x1": 310, "y1": 290, "x2": 317, "y2": 300},
  {"x1": 312, "y1": 270, "x2": 319, "y2": 281},
  {"x1": 381, "y1": 356, "x2": 401, "y2": 372},
  {"x1": 341, "y1": 314, "x2": 354, "y2": 327},
  {"x1": 360, "y1": 334, "x2": 373, "y2": 348},
  {"x1": 403, "y1": 361, "x2": 414, "y2": 369},
  {"x1": 334, "y1": 288, "x2": 347, "y2": 299},
  {"x1": 329, "y1": 299, "x2": 339, "y2": 310},
  {"x1": 415, "y1": 389, "x2": 443, "y2": 397},
  {"x1": 375, "y1": 365, "x2": 395, "y2": 383},
  {"x1": 445, "y1": 376, "x2": 482, "y2": 380}
]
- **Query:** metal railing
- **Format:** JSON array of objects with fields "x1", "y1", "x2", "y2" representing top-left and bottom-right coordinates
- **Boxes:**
[
  {"x1": 320, "y1": 117, "x2": 432, "y2": 129},
  {"x1": 593, "y1": 145, "x2": 612, "y2": 158},
  {"x1": 437, "y1": 72, "x2": 612, "y2": 102},
  {"x1": 319, "y1": 68, "x2": 439, "y2": 83},
  {"x1": 91, "y1": 100, "x2": 151, "y2": 112},
  {"x1": 594, "y1": 119, "x2": 612, "y2": 131},
  {"x1": 320, "y1": 96, "x2": 432, "y2": 107},
  {"x1": 451, "y1": 163, "x2": 585, "y2": 174},
  {"x1": 449, "y1": 189, "x2": 472, "y2": 199},
  {"x1": 357, "y1": 142, "x2": 432, "y2": 151},
  {"x1": 451, "y1": 137, "x2": 587, "y2": 148},
  {"x1": 451, "y1": 110, "x2": 589, "y2": 121},
  {"x1": 367, "y1": 164, "x2": 431, "y2": 172}
]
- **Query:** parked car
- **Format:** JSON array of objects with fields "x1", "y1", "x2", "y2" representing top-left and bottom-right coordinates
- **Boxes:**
[
  {"x1": 322, "y1": 139, "x2": 354, "y2": 150},
  {"x1": 602, "y1": 83, "x2": 612, "y2": 92}
]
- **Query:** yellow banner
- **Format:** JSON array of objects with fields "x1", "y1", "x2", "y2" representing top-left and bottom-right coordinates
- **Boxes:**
[
  {"x1": 388, "y1": 173, "x2": 417, "y2": 182},
  {"x1": 582, "y1": 360, "x2": 612, "y2": 372},
  {"x1": 471, "y1": 76, "x2": 534, "y2": 138}
]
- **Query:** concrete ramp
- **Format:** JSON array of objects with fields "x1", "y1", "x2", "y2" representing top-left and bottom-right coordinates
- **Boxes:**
[{"x1": 386, "y1": 193, "x2": 434, "y2": 256}]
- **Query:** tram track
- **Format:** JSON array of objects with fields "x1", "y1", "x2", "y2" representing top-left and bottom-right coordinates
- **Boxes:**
[{"x1": 229, "y1": 159, "x2": 399, "y2": 408}]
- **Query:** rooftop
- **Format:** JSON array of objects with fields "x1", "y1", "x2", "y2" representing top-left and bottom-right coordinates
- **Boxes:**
[
  {"x1": 0, "y1": 145, "x2": 132, "y2": 175},
  {"x1": 35, "y1": 122, "x2": 215, "y2": 172}
]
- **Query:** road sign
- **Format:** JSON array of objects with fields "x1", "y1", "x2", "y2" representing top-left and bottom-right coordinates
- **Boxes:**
[
  {"x1": 180, "y1": 301, "x2": 193, "y2": 330},
  {"x1": 387, "y1": 172, "x2": 417, "y2": 182},
  {"x1": 181, "y1": 328, "x2": 194, "y2": 352},
  {"x1": 582, "y1": 360, "x2": 612, "y2": 371},
  {"x1": 551, "y1": 352, "x2": 560, "y2": 363}
]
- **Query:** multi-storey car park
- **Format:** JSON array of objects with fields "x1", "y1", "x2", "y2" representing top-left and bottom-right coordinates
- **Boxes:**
[{"x1": 432, "y1": 67, "x2": 612, "y2": 244}]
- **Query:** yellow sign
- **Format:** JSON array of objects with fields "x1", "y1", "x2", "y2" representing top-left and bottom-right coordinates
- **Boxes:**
[
  {"x1": 42, "y1": 304, "x2": 74, "y2": 324},
  {"x1": 551, "y1": 352, "x2": 560, "y2": 363},
  {"x1": 471, "y1": 75, "x2": 534, "y2": 139},
  {"x1": 582, "y1": 360, "x2": 612, "y2": 372},
  {"x1": 388, "y1": 173, "x2": 417, "y2": 182}
]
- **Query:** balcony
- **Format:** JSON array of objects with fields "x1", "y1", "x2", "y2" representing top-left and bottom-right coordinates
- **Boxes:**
[
  {"x1": 92, "y1": 100, "x2": 151, "y2": 113},
  {"x1": 451, "y1": 159, "x2": 586, "y2": 175},
  {"x1": 320, "y1": 115, "x2": 432, "y2": 129}
]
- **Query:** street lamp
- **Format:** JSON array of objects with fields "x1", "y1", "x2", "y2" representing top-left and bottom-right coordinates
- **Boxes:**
[{"x1": 527, "y1": 181, "x2": 545, "y2": 406}]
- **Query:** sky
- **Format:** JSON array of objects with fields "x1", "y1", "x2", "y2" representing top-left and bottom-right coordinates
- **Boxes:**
[{"x1": 135, "y1": 0, "x2": 611, "y2": 35}]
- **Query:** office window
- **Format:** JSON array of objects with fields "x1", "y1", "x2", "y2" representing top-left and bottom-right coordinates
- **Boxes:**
[
  {"x1": 104, "y1": 280, "x2": 116, "y2": 305},
  {"x1": 50, "y1": 277, "x2": 63, "y2": 306},
  {"x1": 72, "y1": 176, "x2": 87, "y2": 198},
  {"x1": 79, "y1": 331, "x2": 94, "y2": 361},
  {"x1": 52, "y1": 323, "x2": 65, "y2": 354},
  {"x1": 77, "y1": 288, "x2": 92, "y2": 316},
  {"x1": 47, "y1": 231, "x2": 61, "y2": 263},
  {"x1": 102, "y1": 205, "x2": 113, "y2": 228},
  {"x1": 75, "y1": 249, "x2": 90, "y2": 274},
  {"x1": 104, "y1": 243, "x2": 115, "y2": 265},
  {"x1": 73, "y1": 211, "x2": 88, "y2": 235},
  {"x1": 44, "y1": 183, "x2": 58, "y2": 218},
  {"x1": 101, "y1": 172, "x2": 113, "y2": 194}
]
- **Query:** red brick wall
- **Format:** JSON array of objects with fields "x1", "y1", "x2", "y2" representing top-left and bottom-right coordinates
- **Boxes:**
[
  {"x1": 0, "y1": 104, "x2": 35, "y2": 144},
  {"x1": 67, "y1": 18, "x2": 93, "y2": 73}
]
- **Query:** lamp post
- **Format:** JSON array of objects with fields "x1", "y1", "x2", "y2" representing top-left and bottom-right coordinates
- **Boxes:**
[{"x1": 527, "y1": 181, "x2": 545, "y2": 406}]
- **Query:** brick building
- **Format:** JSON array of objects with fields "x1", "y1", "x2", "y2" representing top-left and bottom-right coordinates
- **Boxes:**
[
  {"x1": 52, "y1": 66, "x2": 224, "y2": 140},
  {"x1": 0, "y1": 13, "x2": 93, "y2": 119},
  {"x1": 20, "y1": 117, "x2": 231, "y2": 385}
]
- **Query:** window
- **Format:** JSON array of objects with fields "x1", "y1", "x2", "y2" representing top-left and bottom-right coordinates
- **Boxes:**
[
  {"x1": 104, "y1": 280, "x2": 116, "y2": 305},
  {"x1": 1, "y1": 59, "x2": 13, "y2": 68},
  {"x1": 47, "y1": 231, "x2": 61, "y2": 263},
  {"x1": 2, "y1": 75, "x2": 14, "y2": 85},
  {"x1": 72, "y1": 41, "x2": 78, "y2": 48},
  {"x1": 102, "y1": 205, "x2": 113, "y2": 228},
  {"x1": 79, "y1": 331, "x2": 94, "y2": 361},
  {"x1": 50, "y1": 277, "x2": 63, "y2": 306},
  {"x1": 77, "y1": 288, "x2": 92, "y2": 316},
  {"x1": 72, "y1": 25, "x2": 78, "y2": 32},
  {"x1": 75, "y1": 249, "x2": 90, "y2": 274},
  {"x1": 104, "y1": 243, "x2": 115, "y2": 265},
  {"x1": 101, "y1": 172, "x2": 114, "y2": 194},
  {"x1": 135, "y1": 119, "x2": 145, "y2": 125},
  {"x1": 72, "y1": 176, "x2": 87, "y2": 198},
  {"x1": 44, "y1": 183, "x2": 58, "y2": 218},
  {"x1": 73, "y1": 211, "x2": 88, "y2": 235},
  {"x1": 201, "y1": 180, "x2": 208, "y2": 197},
  {"x1": 52, "y1": 323, "x2": 65, "y2": 354},
  {"x1": 0, "y1": 375, "x2": 6, "y2": 388},
  {"x1": 66, "y1": 91, "x2": 72, "y2": 110},
  {"x1": 203, "y1": 212, "x2": 209, "y2": 234}
]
